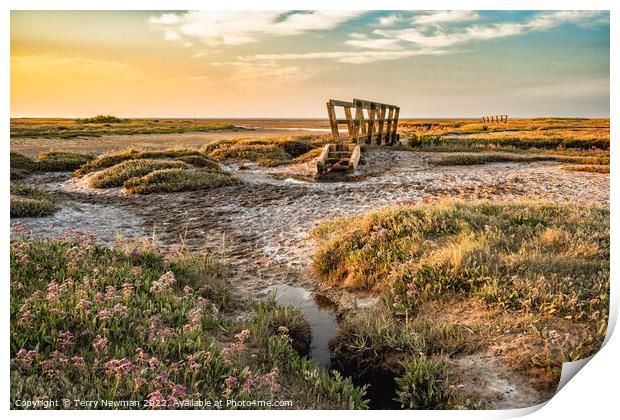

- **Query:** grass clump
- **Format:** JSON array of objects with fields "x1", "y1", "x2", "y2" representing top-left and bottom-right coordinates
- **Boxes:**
[
  {"x1": 203, "y1": 137, "x2": 324, "y2": 167},
  {"x1": 10, "y1": 152, "x2": 38, "y2": 180},
  {"x1": 311, "y1": 200, "x2": 609, "y2": 326},
  {"x1": 88, "y1": 159, "x2": 187, "y2": 188},
  {"x1": 562, "y1": 165, "x2": 610, "y2": 174},
  {"x1": 75, "y1": 148, "x2": 204, "y2": 177},
  {"x1": 10, "y1": 234, "x2": 367, "y2": 409},
  {"x1": 207, "y1": 143, "x2": 293, "y2": 166},
  {"x1": 175, "y1": 155, "x2": 221, "y2": 170},
  {"x1": 10, "y1": 185, "x2": 58, "y2": 217},
  {"x1": 38, "y1": 151, "x2": 94, "y2": 171},
  {"x1": 124, "y1": 169, "x2": 240, "y2": 194},
  {"x1": 248, "y1": 300, "x2": 312, "y2": 356},
  {"x1": 395, "y1": 356, "x2": 452, "y2": 409},
  {"x1": 76, "y1": 115, "x2": 127, "y2": 124}
]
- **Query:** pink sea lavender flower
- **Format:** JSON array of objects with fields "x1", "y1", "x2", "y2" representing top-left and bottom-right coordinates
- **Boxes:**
[
  {"x1": 46, "y1": 282, "x2": 59, "y2": 302},
  {"x1": 76, "y1": 299, "x2": 92, "y2": 312},
  {"x1": 14, "y1": 349, "x2": 38, "y2": 369},
  {"x1": 58, "y1": 331, "x2": 75, "y2": 349},
  {"x1": 134, "y1": 376, "x2": 147, "y2": 390},
  {"x1": 146, "y1": 390, "x2": 166, "y2": 409},
  {"x1": 71, "y1": 356, "x2": 85, "y2": 367},
  {"x1": 93, "y1": 335, "x2": 108, "y2": 353},
  {"x1": 121, "y1": 282, "x2": 133, "y2": 299}
]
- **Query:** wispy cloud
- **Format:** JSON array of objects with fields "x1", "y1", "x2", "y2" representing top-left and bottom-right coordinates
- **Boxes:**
[
  {"x1": 241, "y1": 48, "x2": 450, "y2": 64},
  {"x1": 149, "y1": 10, "x2": 363, "y2": 46},
  {"x1": 411, "y1": 10, "x2": 479, "y2": 25},
  {"x1": 245, "y1": 10, "x2": 607, "y2": 64},
  {"x1": 374, "y1": 10, "x2": 606, "y2": 50}
]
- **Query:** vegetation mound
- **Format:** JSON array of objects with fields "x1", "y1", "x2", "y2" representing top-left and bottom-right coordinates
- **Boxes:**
[
  {"x1": 124, "y1": 169, "x2": 240, "y2": 194},
  {"x1": 10, "y1": 185, "x2": 58, "y2": 217},
  {"x1": 88, "y1": 159, "x2": 187, "y2": 188}
]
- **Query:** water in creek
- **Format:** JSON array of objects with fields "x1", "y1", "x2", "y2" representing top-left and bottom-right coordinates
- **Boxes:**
[{"x1": 267, "y1": 284, "x2": 339, "y2": 369}]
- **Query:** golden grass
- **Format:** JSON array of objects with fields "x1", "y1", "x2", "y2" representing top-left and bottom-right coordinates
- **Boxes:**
[{"x1": 10, "y1": 117, "x2": 239, "y2": 139}]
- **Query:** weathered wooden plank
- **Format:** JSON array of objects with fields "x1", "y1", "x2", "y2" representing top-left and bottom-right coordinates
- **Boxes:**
[
  {"x1": 352, "y1": 105, "x2": 364, "y2": 144},
  {"x1": 348, "y1": 144, "x2": 361, "y2": 172},
  {"x1": 330, "y1": 99, "x2": 356, "y2": 108},
  {"x1": 316, "y1": 144, "x2": 330, "y2": 174},
  {"x1": 359, "y1": 107, "x2": 367, "y2": 136},
  {"x1": 366, "y1": 103, "x2": 376, "y2": 144},
  {"x1": 390, "y1": 107, "x2": 400, "y2": 145},
  {"x1": 385, "y1": 106, "x2": 394, "y2": 145},
  {"x1": 326, "y1": 102, "x2": 340, "y2": 140},
  {"x1": 353, "y1": 98, "x2": 396, "y2": 109},
  {"x1": 344, "y1": 106, "x2": 354, "y2": 136},
  {"x1": 376, "y1": 105, "x2": 386, "y2": 145}
]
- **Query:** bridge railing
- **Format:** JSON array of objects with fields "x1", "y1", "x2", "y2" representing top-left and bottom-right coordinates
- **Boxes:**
[{"x1": 326, "y1": 98, "x2": 400, "y2": 145}]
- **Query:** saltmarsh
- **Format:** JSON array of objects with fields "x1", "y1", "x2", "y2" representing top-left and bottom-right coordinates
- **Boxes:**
[
  {"x1": 313, "y1": 200, "x2": 609, "y2": 406},
  {"x1": 10, "y1": 232, "x2": 368, "y2": 409}
]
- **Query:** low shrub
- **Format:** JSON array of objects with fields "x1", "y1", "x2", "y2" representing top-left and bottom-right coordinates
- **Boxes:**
[
  {"x1": 175, "y1": 155, "x2": 221, "y2": 170},
  {"x1": 124, "y1": 169, "x2": 240, "y2": 194},
  {"x1": 10, "y1": 153, "x2": 38, "y2": 180},
  {"x1": 88, "y1": 159, "x2": 187, "y2": 188},
  {"x1": 10, "y1": 185, "x2": 58, "y2": 217},
  {"x1": 75, "y1": 148, "x2": 203, "y2": 177},
  {"x1": 207, "y1": 143, "x2": 292, "y2": 167},
  {"x1": 10, "y1": 197, "x2": 58, "y2": 218},
  {"x1": 38, "y1": 152, "x2": 94, "y2": 171},
  {"x1": 395, "y1": 356, "x2": 452, "y2": 409},
  {"x1": 249, "y1": 300, "x2": 312, "y2": 355}
]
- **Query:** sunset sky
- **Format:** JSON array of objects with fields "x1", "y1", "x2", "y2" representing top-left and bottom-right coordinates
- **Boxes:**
[{"x1": 10, "y1": 10, "x2": 610, "y2": 118}]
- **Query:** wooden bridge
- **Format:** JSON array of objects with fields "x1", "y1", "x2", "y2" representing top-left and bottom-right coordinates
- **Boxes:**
[
  {"x1": 317, "y1": 98, "x2": 400, "y2": 176},
  {"x1": 481, "y1": 115, "x2": 508, "y2": 123}
]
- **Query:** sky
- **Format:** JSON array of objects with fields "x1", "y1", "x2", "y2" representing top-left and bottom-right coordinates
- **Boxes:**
[{"x1": 10, "y1": 10, "x2": 610, "y2": 118}]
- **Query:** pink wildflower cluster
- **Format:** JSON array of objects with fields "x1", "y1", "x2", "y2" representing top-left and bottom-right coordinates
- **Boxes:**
[
  {"x1": 150, "y1": 271, "x2": 176, "y2": 294},
  {"x1": 58, "y1": 331, "x2": 75, "y2": 349},
  {"x1": 97, "y1": 303, "x2": 129, "y2": 321},
  {"x1": 182, "y1": 307, "x2": 203, "y2": 333},
  {"x1": 105, "y1": 358, "x2": 136, "y2": 377},
  {"x1": 14, "y1": 349, "x2": 38, "y2": 370},
  {"x1": 148, "y1": 315, "x2": 177, "y2": 343},
  {"x1": 222, "y1": 330, "x2": 250, "y2": 365},
  {"x1": 93, "y1": 335, "x2": 109, "y2": 353}
]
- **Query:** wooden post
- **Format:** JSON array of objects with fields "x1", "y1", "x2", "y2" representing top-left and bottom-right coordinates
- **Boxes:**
[
  {"x1": 360, "y1": 109, "x2": 367, "y2": 137},
  {"x1": 385, "y1": 106, "x2": 394, "y2": 145},
  {"x1": 390, "y1": 107, "x2": 400, "y2": 145},
  {"x1": 326, "y1": 102, "x2": 339, "y2": 141},
  {"x1": 353, "y1": 102, "x2": 364, "y2": 144},
  {"x1": 367, "y1": 103, "x2": 376, "y2": 144},
  {"x1": 376, "y1": 105, "x2": 386, "y2": 145},
  {"x1": 344, "y1": 106, "x2": 354, "y2": 136}
]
